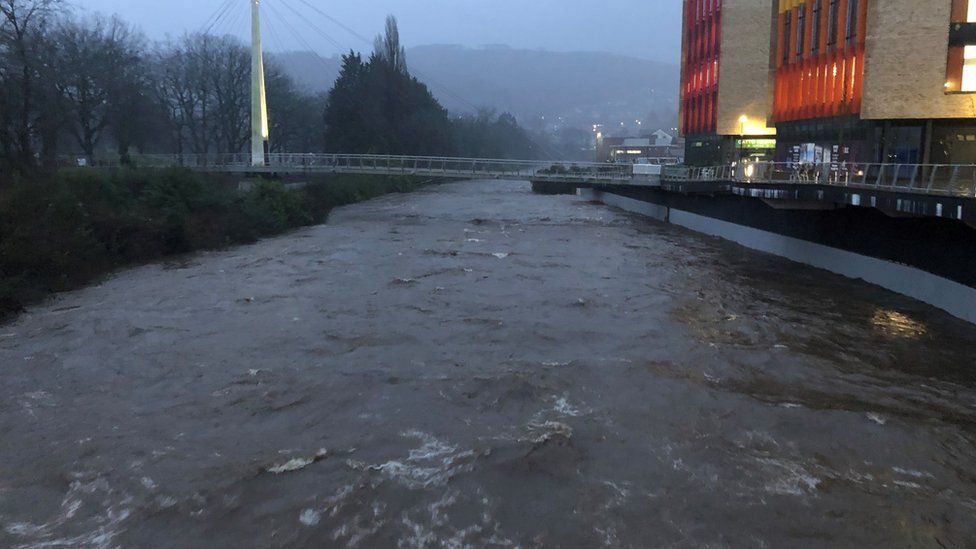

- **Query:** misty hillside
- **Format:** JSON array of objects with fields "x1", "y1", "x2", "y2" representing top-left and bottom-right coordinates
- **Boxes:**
[{"x1": 272, "y1": 45, "x2": 678, "y2": 130}]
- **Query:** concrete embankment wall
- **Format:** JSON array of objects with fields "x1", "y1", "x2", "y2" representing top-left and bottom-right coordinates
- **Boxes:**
[{"x1": 580, "y1": 187, "x2": 976, "y2": 325}]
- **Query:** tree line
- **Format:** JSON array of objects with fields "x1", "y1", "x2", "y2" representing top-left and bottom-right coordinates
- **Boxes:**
[{"x1": 0, "y1": 1, "x2": 542, "y2": 180}]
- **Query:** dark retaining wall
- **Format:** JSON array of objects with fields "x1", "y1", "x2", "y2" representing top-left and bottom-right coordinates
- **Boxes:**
[
  {"x1": 531, "y1": 181, "x2": 579, "y2": 195},
  {"x1": 591, "y1": 185, "x2": 976, "y2": 289}
]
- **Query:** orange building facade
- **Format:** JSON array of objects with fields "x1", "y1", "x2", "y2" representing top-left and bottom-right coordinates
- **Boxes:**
[{"x1": 773, "y1": 0, "x2": 867, "y2": 123}]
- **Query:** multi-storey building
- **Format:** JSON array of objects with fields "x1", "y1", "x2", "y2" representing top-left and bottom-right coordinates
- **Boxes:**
[
  {"x1": 774, "y1": 0, "x2": 976, "y2": 164},
  {"x1": 679, "y1": 0, "x2": 778, "y2": 166},
  {"x1": 680, "y1": 0, "x2": 976, "y2": 166}
]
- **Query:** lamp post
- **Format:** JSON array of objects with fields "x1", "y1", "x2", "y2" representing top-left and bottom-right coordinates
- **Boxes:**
[{"x1": 251, "y1": 0, "x2": 270, "y2": 167}]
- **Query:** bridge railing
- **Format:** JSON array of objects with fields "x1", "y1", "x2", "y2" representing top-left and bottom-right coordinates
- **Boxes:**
[
  {"x1": 664, "y1": 162, "x2": 976, "y2": 197},
  {"x1": 59, "y1": 153, "x2": 678, "y2": 182}
]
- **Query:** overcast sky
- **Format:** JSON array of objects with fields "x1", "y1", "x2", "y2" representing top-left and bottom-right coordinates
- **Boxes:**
[{"x1": 75, "y1": 0, "x2": 682, "y2": 62}]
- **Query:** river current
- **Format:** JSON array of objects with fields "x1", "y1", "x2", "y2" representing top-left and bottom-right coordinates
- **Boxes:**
[{"x1": 1, "y1": 180, "x2": 975, "y2": 547}]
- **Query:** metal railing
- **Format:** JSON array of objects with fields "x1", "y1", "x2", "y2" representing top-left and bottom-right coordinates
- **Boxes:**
[
  {"x1": 61, "y1": 153, "x2": 680, "y2": 184},
  {"x1": 664, "y1": 162, "x2": 976, "y2": 197}
]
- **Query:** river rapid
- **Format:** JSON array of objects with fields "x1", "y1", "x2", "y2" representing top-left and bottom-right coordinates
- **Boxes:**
[{"x1": 1, "y1": 180, "x2": 975, "y2": 548}]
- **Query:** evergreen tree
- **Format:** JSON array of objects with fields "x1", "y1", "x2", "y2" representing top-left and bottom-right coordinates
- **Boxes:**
[{"x1": 323, "y1": 17, "x2": 454, "y2": 156}]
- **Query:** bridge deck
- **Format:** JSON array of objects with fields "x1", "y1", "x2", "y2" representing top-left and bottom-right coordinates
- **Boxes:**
[{"x1": 70, "y1": 153, "x2": 654, "y2": 185}]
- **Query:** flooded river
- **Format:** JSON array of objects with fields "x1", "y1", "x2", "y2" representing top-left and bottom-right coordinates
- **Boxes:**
[{"x1": 2, "y1": 180, "x2": 976, "y2": 547}]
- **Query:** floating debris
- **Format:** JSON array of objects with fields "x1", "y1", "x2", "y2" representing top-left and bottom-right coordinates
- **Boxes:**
[
  {"x1": 299, "y1": 508, "x2": 321, "y2": 526},
  {"x1": 524, "y1": 420, "x2": 573, "y2": 444},
  {"x1": 266, "y1": 449, "x2": 330, "y2": 475}
]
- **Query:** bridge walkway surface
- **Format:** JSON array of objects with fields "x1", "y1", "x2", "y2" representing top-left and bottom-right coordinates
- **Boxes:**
[{"x1": 70, "y1": 153, "x2": 656, "y2": 184}]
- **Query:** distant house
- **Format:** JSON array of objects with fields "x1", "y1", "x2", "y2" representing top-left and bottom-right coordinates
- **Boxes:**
[
  {"x1": 649, "y1": 129, "x2": 675, "y2": 146},
  {"x1": 599, "y1": 130, "x2": 684, "y2": 163}
]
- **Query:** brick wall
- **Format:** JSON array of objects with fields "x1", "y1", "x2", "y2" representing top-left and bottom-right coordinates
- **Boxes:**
[
  {"x1": 862, "y1": 0, "x2": 976, "y2": 119},
  {"x1": 716, "y1": 0, "x2": 777, "y2": 135}
]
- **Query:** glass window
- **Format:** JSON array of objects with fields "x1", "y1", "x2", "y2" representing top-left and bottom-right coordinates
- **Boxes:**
[
  {"x1": 963, "y1": 46, "x2": 976, "y2": 91},
  {"x1": 846, "y1": 0, "x2": 860, "y2": 45},
  {"x1": 797, "y1": 6, "x2": 806, "y2": 59},
  {"x1": 827, "y1": 0, "x2": 838, "y2": 48},
  {"x1": 783, "y1": 11, "x2": 792, "y2": 64},
  {"x1": 811, "y1": 0, "x2": 822, "y2": 53}
]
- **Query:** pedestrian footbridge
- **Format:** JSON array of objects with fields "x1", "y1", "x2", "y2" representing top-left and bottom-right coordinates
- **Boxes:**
[{"x1": 75, "y1": 153, "x2": 675, "y2": 185}]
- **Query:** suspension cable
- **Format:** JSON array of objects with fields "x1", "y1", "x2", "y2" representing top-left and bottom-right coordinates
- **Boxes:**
[
  {"x1": 279, "y1": 0, "x2": 346, "y2": 54},
  {"x1": 199, "y1": 0, "x2": 236, "y2": 36}
]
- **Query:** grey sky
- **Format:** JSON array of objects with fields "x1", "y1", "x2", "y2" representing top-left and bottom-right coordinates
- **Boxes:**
[{"x1": 76, "y1": 0, "x2": 682, "y2": 62}]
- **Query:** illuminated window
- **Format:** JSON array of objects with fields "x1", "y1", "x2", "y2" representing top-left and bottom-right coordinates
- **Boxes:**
[
  {"x1": 947, "y1": 0, "x2": 976, "y2": 92},
  {"x1": 964, "y1": 46, "x2": 976, "y2": 91}
]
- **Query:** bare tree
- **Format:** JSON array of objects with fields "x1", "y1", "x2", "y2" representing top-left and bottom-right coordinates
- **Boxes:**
[
  {"x1": 207, "y1": 36, "x2": 250, "y2": 154},
  {"x1": 51, "y1": 15, "x2": 147, "y2": 160},
  {"x1": 373, "y1": 15, "x2": 407, "y2": 74},
  {"x1": 0, "y1": 0, "x2": 63, "y2": 171},
  {"x1": 156, "y1": 34, "x2": 252, "y2": 156},
  {"x1": 266, "y1": 62, "x2": 323, "y2": 154}
]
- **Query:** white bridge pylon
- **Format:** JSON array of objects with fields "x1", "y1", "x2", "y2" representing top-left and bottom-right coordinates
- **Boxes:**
[{"x1": 251, "y1": 0, "x2": 270, "y2": 167}]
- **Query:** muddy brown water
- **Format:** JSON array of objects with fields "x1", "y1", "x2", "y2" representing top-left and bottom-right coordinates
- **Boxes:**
[{"x1": 2, "y1": 180, "x2": 976, "y2": 548}]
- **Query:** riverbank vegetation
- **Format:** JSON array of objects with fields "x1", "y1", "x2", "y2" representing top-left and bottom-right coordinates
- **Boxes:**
[{"x1": 0, "y1": 169, "x2": 430, "y2": 318}]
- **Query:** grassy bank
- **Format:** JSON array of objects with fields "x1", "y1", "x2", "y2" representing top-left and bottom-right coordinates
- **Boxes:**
[{"x1": 0, "y1": 169, "x2": 431, "y2": 319}]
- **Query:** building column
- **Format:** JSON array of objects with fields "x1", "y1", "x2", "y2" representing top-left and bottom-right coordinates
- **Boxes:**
[{"x1": 922, "y1": 119, "x2": 934, "y2": 165}]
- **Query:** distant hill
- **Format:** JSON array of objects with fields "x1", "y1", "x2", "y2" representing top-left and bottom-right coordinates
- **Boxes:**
[{"x1": 271, "y1": 45, "x2": 678, "y2": 131}]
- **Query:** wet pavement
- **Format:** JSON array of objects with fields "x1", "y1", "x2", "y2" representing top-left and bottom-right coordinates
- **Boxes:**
[{"x1": 2, "y1": 180, "x2": 976, "y2": 548}]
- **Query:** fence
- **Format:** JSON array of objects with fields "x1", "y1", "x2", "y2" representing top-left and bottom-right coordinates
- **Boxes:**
[
  {"x1": 61, "y1": 153, "x2": 679, "y2": 184},
  {"x1": 663, "y1": 162, "x2": 976, "y2": 197}
]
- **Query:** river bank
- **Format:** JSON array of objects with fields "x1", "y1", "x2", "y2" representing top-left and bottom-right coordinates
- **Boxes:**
[{"x1": 0, "y1": 169, "x2": 430, "y2": 319}]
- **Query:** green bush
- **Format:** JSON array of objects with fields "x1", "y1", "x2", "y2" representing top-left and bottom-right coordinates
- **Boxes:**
[
  {"x1": 0, "y1": 175, "x2": 107, "y2": 287},
  {"x1": 240, "y1": 180, "x2": 312, "y2": 235}
]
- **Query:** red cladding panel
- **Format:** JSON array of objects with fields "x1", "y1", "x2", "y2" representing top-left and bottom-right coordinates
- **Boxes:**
[{"x1": 681, "y1": 0, "x2": 722, "y2": 135}]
